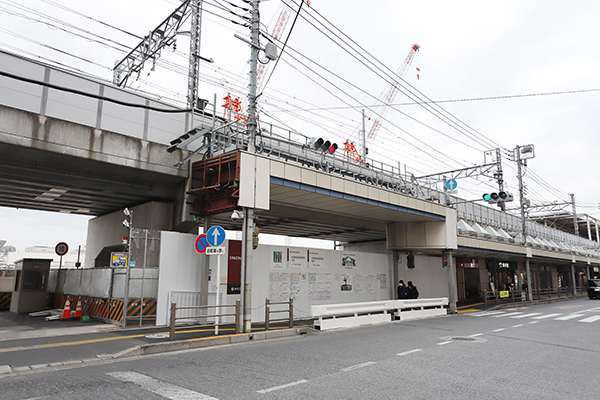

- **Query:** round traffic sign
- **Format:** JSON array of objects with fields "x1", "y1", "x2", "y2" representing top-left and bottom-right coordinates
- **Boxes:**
[
  {"x1": 207, "y1": 226, "x2": 226, "y2": 247},
  {"x1": 55, "y1": 242, "x2": 69, "y2": 256},
  {"x1": 194, "y1": 234, "x2": 209, "y2": 254}
]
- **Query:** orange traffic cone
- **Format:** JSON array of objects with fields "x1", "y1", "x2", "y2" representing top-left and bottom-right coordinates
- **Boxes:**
[
  {"x1": 74, "y1": 298, "x2": 83, "y2": 318},
  {"x1": 61, "y1": 297, "x2": 71, "y2": 319}
]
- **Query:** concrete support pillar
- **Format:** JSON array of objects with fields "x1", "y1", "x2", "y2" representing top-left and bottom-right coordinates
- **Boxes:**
[
  {"x1": 239, "y1": 208, "x2": 254, "y2": 333},
  {"x1": 525, "y1": 258, "x2": 533, "y2": 302},
  {"x1": 446, "y1": 250, "x2": 458, "y2": 314},
  {"x1": 571, "y1": 263, "x2": 577, "y2": 295}
]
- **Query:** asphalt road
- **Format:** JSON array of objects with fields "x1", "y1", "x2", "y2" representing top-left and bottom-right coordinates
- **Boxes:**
[{"x1": 2, "y1": 298, "x2": 599, "y2": 399}]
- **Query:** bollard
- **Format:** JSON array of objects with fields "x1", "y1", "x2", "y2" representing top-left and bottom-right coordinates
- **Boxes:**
[
  {"x1": 235, "y1": 298, "x2": 241, "y2": 334},
  {"x1": 484, "y1": 290, "x2": 488, "y2": 308},
  {"x1": 288, "y1": 297, "x2": 293, "y2": 328},
  {"x1": 265, "y1": 298, "x2": 270, "y2": 331},
  {"x1": 169, "y1": 302, "x2": 177, "y2": 341}
]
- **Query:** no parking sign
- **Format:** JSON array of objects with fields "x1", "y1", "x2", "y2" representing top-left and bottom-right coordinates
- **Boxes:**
[{"x1": 194, "y1": 234, "x2": 209, "y2": 254}]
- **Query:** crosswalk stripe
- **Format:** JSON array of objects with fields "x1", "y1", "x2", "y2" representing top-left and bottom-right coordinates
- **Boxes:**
[
  {"x1": 492, "y1": 312, "x2": 523, "y2": 318},
  {"x1": 510, "y1": 313, "x2": 542, "y2": 319},
  {"x1": 471, "y1": 311, "x2": 505, "y2": 317},
  {"x1": 578, "y1": 315, "x2": 600, "y2": 323},
  {"x1": 106, "y1": 371, "x2": 217, "y2": 400},
  {"x1": 532, "y1": 313, "x2": 562, "y2": 319},
  {"x1": 554, "y1": 314, "x2": 584, "y2": 321}
]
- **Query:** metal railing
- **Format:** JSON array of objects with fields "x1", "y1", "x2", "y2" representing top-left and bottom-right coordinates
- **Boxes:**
[
  {"x1": 169, "y1": 299, "x2": 240, "y2": 340},
  {"x1": 265, "y1": 297, "x2": 294, "y2": 331},
  {"x1": 483, "y1": 286, "x2": 584, "y2": 307}
]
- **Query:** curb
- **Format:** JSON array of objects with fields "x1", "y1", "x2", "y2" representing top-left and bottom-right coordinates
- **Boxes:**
[{"x1": 0, "y1": 327, "x2": 312, "y2": 376}]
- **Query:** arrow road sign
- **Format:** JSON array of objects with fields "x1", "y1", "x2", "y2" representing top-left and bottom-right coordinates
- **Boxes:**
[
  {"x1": 445, "y1": 179, "x2": 458, "y2": 191},
  {"x1": 207, "y1": 226, "x2": 225, "y2": 247},
  {"x1": 195, "y1": 234, "x2": 209, "y2": 254}
]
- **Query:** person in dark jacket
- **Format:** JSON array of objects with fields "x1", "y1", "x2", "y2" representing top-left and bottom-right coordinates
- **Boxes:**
[
  {"x1": 407, "y1": 281, "x2": 419, "y2": 299},
  {"x1": 397, "y1": 280, "x2": 408, "y2": 299}
]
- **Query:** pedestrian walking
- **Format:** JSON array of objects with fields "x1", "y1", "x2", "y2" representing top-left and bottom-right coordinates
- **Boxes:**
[
  {"x1": 407, "y1": 281, "x2": 419, "y2": 299},
  {"x1": 397, "y1": 280, "x2": 408, "y2": 299}
]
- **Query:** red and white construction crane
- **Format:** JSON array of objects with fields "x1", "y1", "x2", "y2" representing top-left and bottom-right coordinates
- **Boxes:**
[{"x1": 367, "y1": 43, "x2": 420, "y2": 141}]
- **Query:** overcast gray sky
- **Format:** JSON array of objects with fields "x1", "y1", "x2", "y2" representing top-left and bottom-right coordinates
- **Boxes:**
[{"x1": 1, "y1": 0, "x2": 599, "y2": 250}]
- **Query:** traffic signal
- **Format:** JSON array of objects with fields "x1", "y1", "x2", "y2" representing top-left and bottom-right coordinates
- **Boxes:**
[
  {"x1": 407, "y1": 253, "x2": 415, "y2": 269},
  {"x1": 310, "y1": 137, "x2": 338, "y2": 154},
  {"x1": 483, "y1": 191, "x2": 513, "y2": 204},
  {"x1": 442, "y1": 255, "x2": 448, "y2": 268}
]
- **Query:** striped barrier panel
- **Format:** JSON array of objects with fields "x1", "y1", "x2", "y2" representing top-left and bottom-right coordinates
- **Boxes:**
[{"x1": 0, "y1": 292, "x2": 11, "y2": 309}]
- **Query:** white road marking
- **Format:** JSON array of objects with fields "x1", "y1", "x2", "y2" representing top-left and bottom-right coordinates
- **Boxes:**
[
  {"x1": 578, "y1": 315, "x2": 600, "y2": 323},
  {"x1": 512, "y1": 324, "x2": 523, "y2": 328},
  {"x1": 470, "y1": 311, "x2": 505, "y2": 317},
  {"x1": 529, "y1": 321, "x2": 539, "y2": 324},
  {"x1": 492, "y1": 328, "x2": 505, "y2": 332},
  {"x1": 469, "y1": 333, "x2": 484, "y2": 337},
  {"x1": 555, "y1": 314, "x2": 584, "y2": 321},
  {"x1": 340, "y1": 361, "x2": 376, "y2": 372},
  {"x1": 437, "y1": 341, "x2": 452, "y2": 346},
  {"x1": 510, "y1": 313, "x2": 542, "y2": 319},
  {"x1": 257, "y1": 380, "x2": 308, "y2": 394},
  {"x1": 493, "y1": 312, "x2": 524, "y2": 318},
  {"x1": 396, "y1": 349, "x2": 422, "y2": 356},
  {"x1": 580, "y1": 307, "x2": 600, "y2": 313},
  {"x1": 532, "y1": 313, "x2": 562, "y2": 319},
  {"x1": 106, "y1": 371, "x2": 217, "y2": 400}
]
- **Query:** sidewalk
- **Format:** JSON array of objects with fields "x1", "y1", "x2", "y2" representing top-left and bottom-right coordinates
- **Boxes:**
[
  {"x1": 0, "y1": 310, "x2": 312, "y2": 375},
  {"x1": 0, "y1": 310, "x2": 120, "y2": 341}
]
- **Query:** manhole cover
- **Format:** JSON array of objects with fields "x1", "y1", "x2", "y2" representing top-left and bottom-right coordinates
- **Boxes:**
[{"x1": 440, "y1": 336, "x2": 487, "y2": 343}]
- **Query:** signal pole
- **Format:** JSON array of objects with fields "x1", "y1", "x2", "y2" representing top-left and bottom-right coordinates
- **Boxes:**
[
  {"x1": 247, "y1": 0, "x2": 260, "y2": 152},
  {"x1": 187, "y1": 0, "x2": 203, "y2": 109}
]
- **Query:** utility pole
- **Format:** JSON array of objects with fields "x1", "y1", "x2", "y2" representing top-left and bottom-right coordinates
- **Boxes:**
[
  {"x1": 495, "y1": 148, "x2": 506, "y2": 211},
  {"x1": 187, "y1": 0, "x2": 203, "y2": 109},
  {"x1": 515, "y1": 146, "x2": 526, "y2": 238},
  {"x1": 246, "y1": 0, "x2": 260, "y2": 152},
  {"x1": 570, "y1": 193, "x2": 580, "y2": 236},
  {"x1": 361, "y1": 109, "x2": 366, "y2": 162}
]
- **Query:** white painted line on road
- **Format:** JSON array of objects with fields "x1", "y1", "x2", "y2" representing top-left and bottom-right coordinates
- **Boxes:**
[
  {"x1": 510, "y1": 313, "x2": 542, "y2": 319},
  {"x1": 578, "y1": 315, "x2": 600, "y2": 323},
  {"x1": 396, "y1": 349, "x2": 422, "y2": 357},
  {"x1": 437, "y1": 341, "x2": 452, "y2": 346},
  {"x1": 512, "y1": 324, "x2": 523, "y2": 328},
  {"x1": 340, "y1": 361, "x2": 376, "y2": 372},
  {"x1": 555, "y1": 314, "x2": 584, "y2": 321},
  {"x1": 580, "y1": 307, "x2": 600, "y2": 313},
  {"x1": 493, "y1": 312, "x2": 524, "y2": 318},
  {"x1": 257, "y1": 380, "x2": 308, "y2": 394},
  {"x1": 532, "y1": 313, "x2": 562, "y2": 319},
  {"x1": 468, "y1": 333, "x2": 484, "y2": 337},
  {"x1": 470, "y1": 311, "x2": 505, "y2": 317},
  {"x1": 106, "y1": 371, "x2": 218, "y2": 400},
  {"x1": 492, "y1": 328, "x2": 505, "y2": 332},
  {"x1": 529, "y1": 321, "x2": 539, "y2": 324}
]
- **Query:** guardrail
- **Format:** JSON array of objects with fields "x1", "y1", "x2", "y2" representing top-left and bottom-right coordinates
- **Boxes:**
[
  {"x1": 265, "y1": 297, "x2": 294, "y2": 331},
  {"x1": 483, "y1": 286, "x2": 584, "y2": 307},
  {"x1": 169, "y1": 300, "x2": 240, "y2": 340},
  {"x1": 311, "y1": 298, "x2": 448, "y2": 331}
]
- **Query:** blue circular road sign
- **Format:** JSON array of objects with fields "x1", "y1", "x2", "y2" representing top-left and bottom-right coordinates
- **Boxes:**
[
  {"x1": 445, "y1": 179, "x2": 458, "y2": 191},
  {"x1": 195, "y1": 234, "x2": 209, "y2": 254},
  {"x1": 207, "y1": 226, "x2": 226, "y2": 247}
]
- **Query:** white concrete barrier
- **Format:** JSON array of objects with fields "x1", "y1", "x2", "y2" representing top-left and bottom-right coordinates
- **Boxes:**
[
  {"x1": 311, "y1": 298, "x2": 448, "y2": 331},
  {"x1": 393, "y1": 298, "x2": 448, "y2": 321}
]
